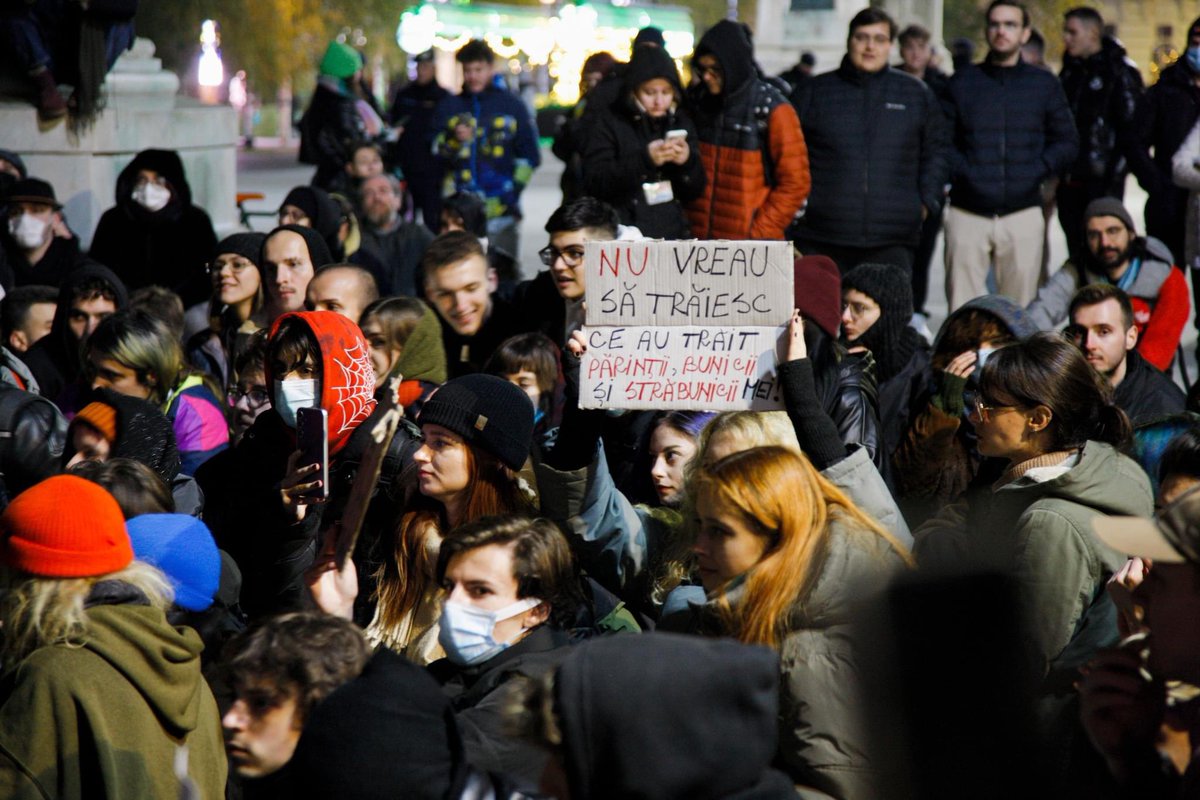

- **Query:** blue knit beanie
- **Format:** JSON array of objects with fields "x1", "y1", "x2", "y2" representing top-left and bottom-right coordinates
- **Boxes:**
[{"x1": 126, "y1": 514, "x2": 220, "y2": 612}]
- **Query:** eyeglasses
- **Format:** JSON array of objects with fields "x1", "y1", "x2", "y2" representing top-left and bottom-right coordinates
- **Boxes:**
[
  {"x1": 963, "y1": 389, "x2": 1013, "y2": 423},
  {"x1": 228, "y1": 386, "x2": 270, "y2": 407},
  {"x1": 694, "y1": 63, "x2": 723, "y2": 78},
  {"x1": 538, "y1": 245, "x2": 586, "y2": 268},
  {"x1": 842, "y1": 300, "x2": 878, "y2": 318},
  {"x1": 207, "y1": 257, "x2": 256, "y2": 276}
]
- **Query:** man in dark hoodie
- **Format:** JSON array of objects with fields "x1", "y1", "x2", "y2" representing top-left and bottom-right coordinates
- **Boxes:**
[
  {"x1": 19, "y1": 262, "x2": 127, "y2": 405},
  {"x1": 791, "y1": 8, "x2": 948, "y2": 275},
  {"x1": 513, "y1": 633, "x2": 796, "y2": 800},
  {"x1": 2, "y1": 177, "x2": 88, "y2": 288},
  {"x1": 686, "y1": 20, "x2": 810, "y2": 241},
  {"x1": 89, "y1": 148, "x2": 218, "y2": 307},
  {"x1": 261, "y1": 224, "x2": 334, "y2": 324}
]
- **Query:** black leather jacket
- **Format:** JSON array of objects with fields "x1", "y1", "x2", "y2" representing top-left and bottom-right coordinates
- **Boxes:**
[
  {"x1": 1059, "y1": 36, "x2": 1143, "y2": 191},
  {"x1": 812, "y1": 338, "x2": 884, "y2": 477},
  {"x1": 0, "y1": 385, "x2": 67, "y2": 508}
]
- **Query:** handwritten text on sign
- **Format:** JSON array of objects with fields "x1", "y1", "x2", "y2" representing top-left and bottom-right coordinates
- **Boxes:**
[
  {"x1": 579, "y1": 325, "x2": 786, "y2": 411},
  {"x1": 584, "y1": 240, "x2": 794, "y2": 327}
]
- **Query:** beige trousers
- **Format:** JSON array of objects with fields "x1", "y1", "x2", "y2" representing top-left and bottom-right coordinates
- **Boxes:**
[{"x1": 944, "y1": 205, "x2": 1045, "y2": 311}]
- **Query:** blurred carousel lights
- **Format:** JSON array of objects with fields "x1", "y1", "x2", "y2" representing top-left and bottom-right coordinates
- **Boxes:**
[
  {"x1": 198, "y1": 19, "x2": 223, "y2": 88},
  {"x1": 399, "y1": 5, "x2": 438, "y2": 54}
]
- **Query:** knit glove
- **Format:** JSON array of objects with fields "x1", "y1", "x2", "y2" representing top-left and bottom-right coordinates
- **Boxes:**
[{"x1": 932, "y1": 371, "x2": 968, "y2": 418}]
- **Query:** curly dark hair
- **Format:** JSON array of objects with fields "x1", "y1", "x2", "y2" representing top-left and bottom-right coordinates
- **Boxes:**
[{"x1": 220, "y1": 612, "x2": 370, "y2": 724}]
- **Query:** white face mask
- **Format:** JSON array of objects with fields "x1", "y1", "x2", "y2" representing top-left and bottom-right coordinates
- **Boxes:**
[
  {"x1": 437, "y1": 596, "x2": 542, "y2": 666},
  {"x1": 131, "y1": 182, "x2": 171, "y2": 212},
  {"x1": 8, "y1": 213, "x2": 48, "y2": 250},
  {"x1": 273, "y1": 378, "x2": 317, "y2": 428}
]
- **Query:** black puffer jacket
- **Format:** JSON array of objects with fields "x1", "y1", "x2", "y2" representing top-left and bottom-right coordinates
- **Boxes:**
[
  {"x1": 791, "y1": 59, "x2": 949, "y2": 247},
  {"x1": 946, "y1": 60, "x2": 1078, "y2": 216},
  {"x1": 1059, "y1": 36, "x2": 1143, "y2": 191},
  {"x1": 89, "y1": 149, "x2": 218, "y2": 306},
  {"x1": 582, "y1": 47, "x2": 705, "y2": 239}
]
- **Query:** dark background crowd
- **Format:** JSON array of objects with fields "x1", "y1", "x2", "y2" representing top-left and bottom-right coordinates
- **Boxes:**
[{"x1": 1, "y1": 2, "x2": 1200, "y2": 799}]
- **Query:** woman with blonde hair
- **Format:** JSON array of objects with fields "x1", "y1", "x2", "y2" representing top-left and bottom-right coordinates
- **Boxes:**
[
  {"x1": 672, "y1": 445, "x2": 912, "y2": 798},
  {"x1": 0, "y1": 475, "x2": 226, "y2": 796}
]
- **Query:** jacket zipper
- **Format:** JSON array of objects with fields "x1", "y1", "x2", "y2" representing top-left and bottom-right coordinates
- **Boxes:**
[{"x1": 707, "y1": 109, "x2": 723, "y2": 238}]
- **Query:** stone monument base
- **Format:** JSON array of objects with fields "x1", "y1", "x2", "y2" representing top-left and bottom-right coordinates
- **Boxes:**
[{"x1": 0, "y1": 37, "x2": 237, "y2": 249}]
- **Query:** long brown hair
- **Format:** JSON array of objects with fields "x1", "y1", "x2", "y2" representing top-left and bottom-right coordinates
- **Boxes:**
[
  {"x1": 694, "y1": 446, "x2": 912, "y2": 649},
  {"x1": 372, "y1": 444, "x2": 532, "y2": 632}
]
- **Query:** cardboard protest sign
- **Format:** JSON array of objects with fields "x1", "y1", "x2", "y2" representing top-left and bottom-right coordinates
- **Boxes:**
[{"x1": 581, "y1": 240, "x2": 793, "y2": 411}]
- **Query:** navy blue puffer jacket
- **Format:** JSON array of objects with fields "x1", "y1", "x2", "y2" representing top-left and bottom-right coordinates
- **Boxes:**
[
  {"x1": 792, "y1": 59, "x2": 950, "y2": 247},
  {"x1": 946, "y1": 60, "x2": 1078, "y2": 216}
]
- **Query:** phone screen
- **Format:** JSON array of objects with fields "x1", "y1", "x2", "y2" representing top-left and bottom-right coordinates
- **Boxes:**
[{"x1": 295, "y1": 407, "x2": 329, "y2": 501}]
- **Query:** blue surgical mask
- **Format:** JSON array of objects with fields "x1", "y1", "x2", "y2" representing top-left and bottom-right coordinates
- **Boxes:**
[
  {"x1": 437, "y1": 596, "x2": 542, "y2": 666},
  {"x1": 976, "y1": 347, "x2": 998, "y2": 371},
  {"x1": 1188, "y1": 46, "x2": 1200, "y2": 74},
  {"x1": 273, "y1": 379, "x2": 317, "y2": 428}
]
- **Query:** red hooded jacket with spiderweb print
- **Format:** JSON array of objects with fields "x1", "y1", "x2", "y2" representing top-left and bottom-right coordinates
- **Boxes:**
[{"x1": 266, "y1": 311, "x2": 377, "y2": 455}]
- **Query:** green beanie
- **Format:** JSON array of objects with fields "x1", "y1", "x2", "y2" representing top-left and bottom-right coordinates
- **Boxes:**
[{"x1": 320, "y1": 41, "x2": 360, "y2": 79}]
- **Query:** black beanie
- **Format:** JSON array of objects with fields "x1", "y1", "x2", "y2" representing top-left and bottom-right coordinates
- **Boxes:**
[
  {"x1": 213, "y1": 232, "x2": 266, "y2": 266},
  {"x1": 841, "y1": 262, "x2": 918, "y2": 383},
  {"x1": 416, "y1": 374, "x2": 534, "y2": 470},
  {"x1": 281, "y1": 186, "x2": 342, "y2": 245},
  {"x1": 262, "y1": 224, "x2": 334, "y2": 271}
]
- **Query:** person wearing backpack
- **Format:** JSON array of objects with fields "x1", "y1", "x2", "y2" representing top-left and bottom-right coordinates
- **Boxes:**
[{"x1": 685, "y1": 20, "x2": 810, "y2": 240}]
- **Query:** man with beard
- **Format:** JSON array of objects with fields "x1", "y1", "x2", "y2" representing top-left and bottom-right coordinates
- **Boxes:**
[
  {"x1": 358, "y1": 173, "x2": 434, "y2": 297},
  {"x1": 1066, "y1": 283, "x2": 1184, "y2": 426},
  {"x1": 1026, "y1": 197, "x2": 1189, "y2": 371}
]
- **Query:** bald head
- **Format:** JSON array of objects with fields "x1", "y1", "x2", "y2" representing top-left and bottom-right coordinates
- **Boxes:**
[{"x1": 305, "y1": 264, "x2": 380, "y2": 323}]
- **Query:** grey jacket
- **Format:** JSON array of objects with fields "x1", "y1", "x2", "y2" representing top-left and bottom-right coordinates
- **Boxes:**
[{"x1": 1025, "y1": 237, "x2": 1175, "y2": 330}]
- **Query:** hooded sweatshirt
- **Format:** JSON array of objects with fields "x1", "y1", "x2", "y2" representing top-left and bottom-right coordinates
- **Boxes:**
[
  {"x1": 0, "y1": 600, "x2": 227, "y2": 798},
  {"x1": 266, "y1": 310, "x2": 377, "y2": 455},
  {"x1": 686, "y1": 20, "x2": 810, "y2": 239},
  {"x1": 19, "y1": 263, "x2": 129, "y2": 404},
  {"x1": 286, "y1": 649, "x2": 460, "y2": 800},
  {"x1": 555, "y1": 633, "x2": 796, "y2": 800},
  {"x1": 581, "y1": 45, "x2": 705, "y2": 239},
  {"x1": 89, "y1": 150, "x2": 218, "y2": 307},
  {"x1": 388, "y1": 304, "x2": 447, "y2": 417},
  {"x1": 281, "y1": 186, "x2": 343, "y2": 257}
]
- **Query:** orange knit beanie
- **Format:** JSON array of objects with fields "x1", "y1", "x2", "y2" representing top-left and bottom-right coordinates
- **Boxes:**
[{"x1": 0, "y1": 475, "x2": 132, "y2": 577}]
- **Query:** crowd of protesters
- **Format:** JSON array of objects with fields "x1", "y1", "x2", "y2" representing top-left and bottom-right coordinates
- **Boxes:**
[{"x1": 4, "y1": 2, "x2": 1200, "y2": 799}]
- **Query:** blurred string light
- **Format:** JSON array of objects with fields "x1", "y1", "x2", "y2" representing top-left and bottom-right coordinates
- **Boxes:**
[
  {"x1": 198, "y1": 19, "x2": 224, "y2": 88},
  {"x1": 398, "y1": 2, "x2": 694, "y2": 106}
]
